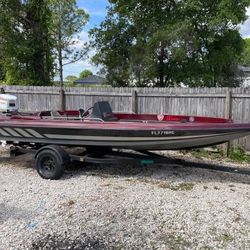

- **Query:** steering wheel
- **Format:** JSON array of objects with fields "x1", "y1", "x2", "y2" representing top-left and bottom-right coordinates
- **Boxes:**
[{"x1": 81, "y1": 106, "x2": 93, "y2": 118}]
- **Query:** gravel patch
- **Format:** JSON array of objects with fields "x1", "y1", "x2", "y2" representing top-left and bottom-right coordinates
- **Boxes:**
[{"x1": 0, "y1": 148, "x2": 249, "y2": 249}]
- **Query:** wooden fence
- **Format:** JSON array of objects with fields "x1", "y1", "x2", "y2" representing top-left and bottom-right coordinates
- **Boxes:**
[{"x1": 1, "y1": 85, "x2": 250, "y2": 151}]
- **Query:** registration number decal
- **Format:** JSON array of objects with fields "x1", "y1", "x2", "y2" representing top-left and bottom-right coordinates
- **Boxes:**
[{"x1": 151, "y1": 131, "x2": 175, "y2": 136}]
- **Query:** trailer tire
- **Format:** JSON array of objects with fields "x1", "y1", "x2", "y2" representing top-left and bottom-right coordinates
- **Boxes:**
[{"x1": 35, "y1": 149, "x2": 65, "y2": 180}]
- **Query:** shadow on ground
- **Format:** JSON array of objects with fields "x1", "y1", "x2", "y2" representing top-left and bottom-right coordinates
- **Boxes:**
[
  {"x1": 1, "y1": 149, "x2": 249, "y2": 185},
  {"x1": 63, "y1": 157, "x2": 250, "y2": 185},
  {"x1": 30, "y1": 233, "x2": 108, "y2": 250}
]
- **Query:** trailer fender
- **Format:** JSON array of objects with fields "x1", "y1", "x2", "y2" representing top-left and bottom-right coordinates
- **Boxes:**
[{"x1": 35, "y1": 145, "x2": 70, "y2": 164}]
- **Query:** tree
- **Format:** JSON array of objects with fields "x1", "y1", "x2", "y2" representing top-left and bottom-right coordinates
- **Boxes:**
[
  {"x1": 242, "y1": 38, "x2": 250, "y2": 66},
  {"x1": 65, "y1": 75, "x2": 78, "y2": 86},
  {"x1": 65, "y1": 75, "x2": 78, "y2": 82},
  {"x1": 0, "y1": 52, "x2": 4, "y2": 82},
  {"x1": 79, "y1": 69, "x2": 93, "y2": 79},
  {"x1": 90, "y1": 0, "x2": 250, "y2": 87},
  {"x1": 0, "y1": 0, "x2": 53, "y2": 85},
  {"x1": 49, "y1": 0, "x2": 89, "y2": 87},
  {"x1": 0, "y1": 64, "x2": 4, "y2": 82}
]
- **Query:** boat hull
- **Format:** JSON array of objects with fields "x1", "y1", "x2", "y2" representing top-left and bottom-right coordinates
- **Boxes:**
[{"x1": 0, "y1": 122, "x2": 249, "y2": 150}]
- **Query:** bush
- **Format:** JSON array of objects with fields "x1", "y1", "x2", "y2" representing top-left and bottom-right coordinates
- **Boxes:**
[{"x1": 228, "y1": 147, "x2": 249, "y2": 162}]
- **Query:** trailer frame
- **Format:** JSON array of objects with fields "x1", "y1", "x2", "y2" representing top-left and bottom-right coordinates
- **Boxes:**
[
  {"x1": 9, "y1": 145, "x2": 183, "y2": 179},
  {"x1": 9, "y1": 144, "x2": 250, "y2": 179}
]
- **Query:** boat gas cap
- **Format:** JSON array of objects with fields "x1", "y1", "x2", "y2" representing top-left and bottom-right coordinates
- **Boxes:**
[
  {"x1": 189, "y1": 116, "x2": 195, "y2": 122},
  {"x1": 157, "y1": 114, "x2": 164, "y2": 121}
]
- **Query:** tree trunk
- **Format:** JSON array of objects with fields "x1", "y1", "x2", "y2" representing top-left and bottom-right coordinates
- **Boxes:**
[
  {"x1": 58, "y1": 26, "x2": 65, "y2": 111},
  {"x1": 58, "y1": 26, "x2": 64, "y2": 89},
  {"x1": 159, "y1": 62, "x2": 164, "y2": 87},
  {"x1": 59, "y1": 46, "x2": 63, "y2": 89},
  {"x1": 158, "y1": 43, "x2": 165, "y2": 87},
  {"x1": 58, "y1": 52, "x2": 65, "y2": 110},
  {"x1": 58, "y1": 44, "x2": 65, "y2": 110}
]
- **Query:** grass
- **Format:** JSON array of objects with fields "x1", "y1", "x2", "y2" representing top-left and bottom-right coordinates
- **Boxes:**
[
  {"x1": 208, "y1": 228, "x2": 235, "y2": 247},
  {"x1": 189, "y1": 149, "x2": 223, "y2": 161},
  {"x1": 158, "y1": 233, "x2": 191, "y2": 249},
  {"x1": 219, "y1": 233, "x2": 234, "y2": 243},
  {"x1": 188, "y1": 148, "x2": 250, "y2": 164},
  {"x1": 228, "y1": 147, "x2": 250, "y2": 163},
  {"x1": 158, "y1": 182, "x2": 195, "y2": 191},
  {"x1": 137, "y1": 178, "x2": 195, "y2": 191}
]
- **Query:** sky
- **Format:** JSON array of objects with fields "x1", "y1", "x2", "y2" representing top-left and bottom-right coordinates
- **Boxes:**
[
  {"x1": 63, "y1": 0, "x2": 109, "y2": 78},
  {"x1": 63, "y1": 1, "x2": 250, "y2": 78}
]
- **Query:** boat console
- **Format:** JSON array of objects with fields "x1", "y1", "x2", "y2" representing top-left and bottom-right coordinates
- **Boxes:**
[{"x1": 90, "y1": 101, "x2": 118, "y2": 121}]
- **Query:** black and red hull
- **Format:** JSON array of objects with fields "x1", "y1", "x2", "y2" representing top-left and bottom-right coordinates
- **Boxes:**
[{"x1": 0, "y1": 115, "x2": 249, "y2": 150}]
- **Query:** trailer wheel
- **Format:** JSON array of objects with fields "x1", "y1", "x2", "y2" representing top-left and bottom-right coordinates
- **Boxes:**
[{"x1": 35, "y1": 150, "x2": 65, "y2": 180}]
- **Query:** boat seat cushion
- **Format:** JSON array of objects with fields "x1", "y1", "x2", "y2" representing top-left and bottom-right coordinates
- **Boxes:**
[
  {"x1": 91, "y1": 101, "x2": 118, "y2": 121},
  {"x1": 50, "y1": 111, "x2": 67, "y2": 120}
]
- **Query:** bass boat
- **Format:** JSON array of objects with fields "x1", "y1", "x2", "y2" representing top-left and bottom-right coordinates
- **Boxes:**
[{"x1": 0, "y1": 100, "x2": 249, "y2": 151}]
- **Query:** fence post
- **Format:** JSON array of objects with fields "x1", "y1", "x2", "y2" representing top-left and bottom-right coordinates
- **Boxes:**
[
  {"x1": 224, "y1": 89, "x2": 232, "y2": 157},
  {"x1": 59, "y1": 88, "x2": 65, "y2": 111},
  {"x1": 131, "y1": 89, "x2": 138, "y2": 114}
]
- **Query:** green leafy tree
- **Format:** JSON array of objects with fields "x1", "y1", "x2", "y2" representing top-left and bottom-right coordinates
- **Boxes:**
[
  {"x1": 242, "y1": 38, "x2": 250, "y2": 66},
  {"x1": 65, "y1": 75, "x2": 78, "y2": 86},
  {"x1": 49, "y1": 0, "x2": 89, "y2": 87},
  {"x1": 65, "y1": 75, "x2": 78, "y2": 82},
  {"x1": 0, "y1": 0, "x2": 53, "y2": 85},
  {"x1": 91, "y1": 0, "x2": 250, "y2": 87},
  {"x1": 79, "y1": 69, "x2": 93, "y2": 79}
]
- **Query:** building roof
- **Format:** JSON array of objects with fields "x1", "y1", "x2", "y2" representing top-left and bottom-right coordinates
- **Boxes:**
[
  {"x1": 74, "y1": 75, "x2": 106, "y2": 85},
  {"x1": 238, "y1": 65, "x2": 250, "y2": 73}
]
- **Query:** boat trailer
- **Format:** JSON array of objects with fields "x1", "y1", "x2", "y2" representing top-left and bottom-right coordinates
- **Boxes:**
[
  {"x1": 9, "y1": 145, "x2": 183, "y2": 179},
  {"x1": 8, "y1": 144, "x2": 250, "y2": 179}
]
